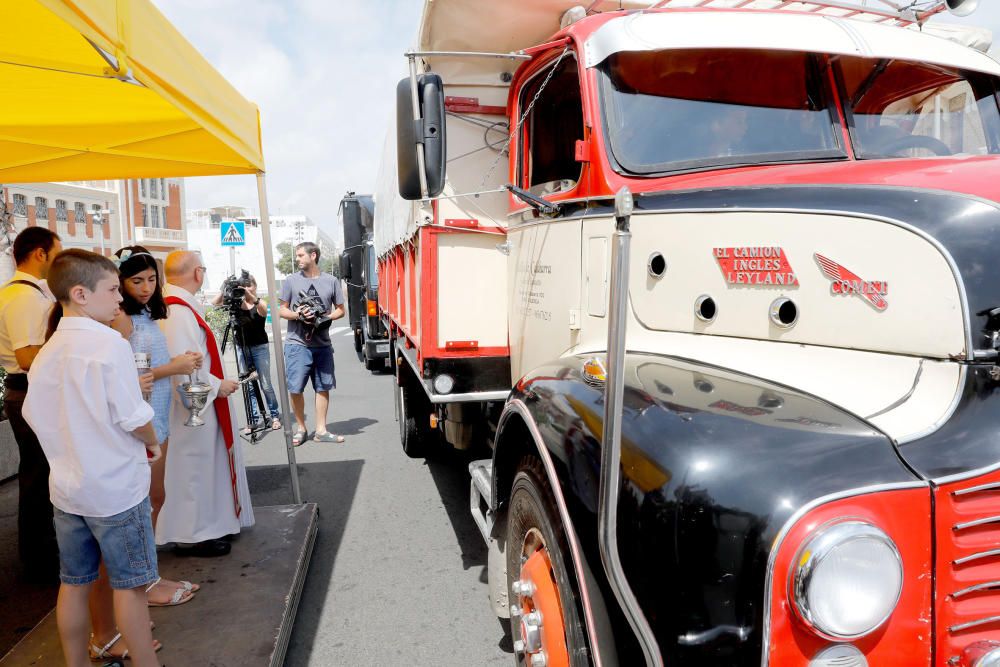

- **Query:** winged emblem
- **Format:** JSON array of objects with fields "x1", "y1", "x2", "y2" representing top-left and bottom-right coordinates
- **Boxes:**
[{"x1": 814, "y1": 253, "x2": 888, "y2": 311}]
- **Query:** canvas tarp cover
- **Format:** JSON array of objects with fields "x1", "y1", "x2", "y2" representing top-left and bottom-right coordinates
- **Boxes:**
[{"x1": 0, "y1": 1, "x2": 264, "y2": 183}]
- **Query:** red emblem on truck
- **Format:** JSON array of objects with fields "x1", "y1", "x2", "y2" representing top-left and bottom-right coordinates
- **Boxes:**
[
  {"x1": 814, "y1": 253, "x2": 888, "y2": 311},
  {"x1": 714, "y1": 246, "x2": 798, "y2": 287}
]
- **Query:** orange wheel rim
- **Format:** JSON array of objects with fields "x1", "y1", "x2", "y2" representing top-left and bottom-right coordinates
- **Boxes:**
[{"x1": 516, "y1": 546, "x2": 570, "y2": 667}]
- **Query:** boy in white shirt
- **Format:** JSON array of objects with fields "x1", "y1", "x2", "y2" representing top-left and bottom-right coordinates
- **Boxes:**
[{"x1": 24, "y1": 249, "x2": 160, "y2": 667}]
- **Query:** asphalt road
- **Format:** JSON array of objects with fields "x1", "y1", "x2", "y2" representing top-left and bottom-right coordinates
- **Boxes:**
[{"x1": 233, "y1": 323, "x2": 512, "y2": 666}]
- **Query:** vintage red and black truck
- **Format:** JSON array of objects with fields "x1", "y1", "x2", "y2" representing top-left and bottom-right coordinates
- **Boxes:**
[{"x1": 374, "y1": 0, "x2": 1000, "y2": 665}]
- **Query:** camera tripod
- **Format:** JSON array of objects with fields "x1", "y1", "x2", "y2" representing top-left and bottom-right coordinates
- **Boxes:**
[{"x1": 220, "y1": 306, "x2": 273, "y2": 444}]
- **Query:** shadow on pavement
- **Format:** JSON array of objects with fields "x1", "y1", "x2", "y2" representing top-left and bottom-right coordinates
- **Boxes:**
[
  {"x1": 325, "y1": 416, "x2": 377, "y2": 437},
  {"x1": 246, "y1": 459, "x2": 364, "y2": 667},
  {"x1": 0, "y1": 460, "x2": 363, "y2": 662},
  {"x1": 0, "y1": 478, "x2": 59, "y2": 656},
  {"x1": 424, "y1": 447, "x2": 514, "y2": 654}
]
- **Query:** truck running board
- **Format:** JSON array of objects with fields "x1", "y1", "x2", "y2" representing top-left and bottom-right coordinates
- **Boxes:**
[{"x1": 469, "y1": 459, "x2": 494, "y2": 543}]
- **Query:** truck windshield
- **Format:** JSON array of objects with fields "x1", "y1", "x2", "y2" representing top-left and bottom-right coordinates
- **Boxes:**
[
  {"x1": 599, "y1": 49, "x2": 844, "y2": 174},
  {"x1": 838, "y1": 57, "x2": 1000, "y2": 159},
  {"x1": 366, "y1": 246, "x2": 378, "y2": 289}
]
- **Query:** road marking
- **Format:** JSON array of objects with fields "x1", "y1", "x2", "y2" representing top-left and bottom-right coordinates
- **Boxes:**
[
  {"x1": 342, "y1": 329, "x2": 354, "y2": 336},
  {"x1": 330, "y1": 326, "x2": 349, "y2": 335}
]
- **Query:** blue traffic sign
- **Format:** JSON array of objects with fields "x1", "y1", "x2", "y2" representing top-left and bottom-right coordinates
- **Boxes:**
[{"x1": 220, "y1": 220, "x2": 246, "y2": 247}]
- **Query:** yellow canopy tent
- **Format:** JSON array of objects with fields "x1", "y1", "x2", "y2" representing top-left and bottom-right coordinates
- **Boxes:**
[
  {"x1": 0, "y1": 1, "x2": 262, "y2": 180},
  {"x1": 1, "y1": 0, "x2": 301, "y2": 501}
]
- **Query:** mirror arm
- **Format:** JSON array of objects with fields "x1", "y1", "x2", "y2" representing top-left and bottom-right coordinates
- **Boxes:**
[
  {"x1": 408, "y1": 55, "x2": 430, "y2": 199},
  {"x1": 505, "y1": 184, "x2": 561, "y2": 216}
]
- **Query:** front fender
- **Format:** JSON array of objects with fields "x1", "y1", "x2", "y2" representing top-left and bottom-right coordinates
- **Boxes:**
[{"x1": 494, "y1": 351, "x2": 920, "y2": 665}]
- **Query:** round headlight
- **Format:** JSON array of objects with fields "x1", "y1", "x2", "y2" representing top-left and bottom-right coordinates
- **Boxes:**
[
  {"x1": 790, "y1": 521, "x2": 902, "y2": 639},
  {"x1": 809, "y1": 644, "x2": 868, "y2": 667},
  {"x1": 433, "y1": 374, "x2": 455, "y2": 395}
]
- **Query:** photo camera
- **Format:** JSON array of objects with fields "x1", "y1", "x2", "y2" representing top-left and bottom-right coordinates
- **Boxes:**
[{"x1": 293, "y1": 289, "x2": 333, "y2": 340}]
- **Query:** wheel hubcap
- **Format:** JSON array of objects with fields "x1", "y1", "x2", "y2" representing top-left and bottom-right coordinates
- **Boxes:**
[{"x1": 513, "y1": 529, "x2": 569, "y2": 667}]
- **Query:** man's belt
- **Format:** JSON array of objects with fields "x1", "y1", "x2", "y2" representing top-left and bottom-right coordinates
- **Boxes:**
[{"x1": 5, "y1": 373, "x2": 27, "y2": 391}]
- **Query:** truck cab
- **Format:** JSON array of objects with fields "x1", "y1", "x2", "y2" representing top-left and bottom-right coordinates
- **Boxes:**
[
  {"x1": 339, "y1": 192, "x2": 389, "y2": 371},
  {"x1": 385, "y1": 1, "x2": 1000, "y2": 665}
]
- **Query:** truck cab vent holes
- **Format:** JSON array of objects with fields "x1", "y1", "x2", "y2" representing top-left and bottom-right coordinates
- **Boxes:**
[
  {"x1": 770, "y1": 298, "x2": 798, "y2": 329},
  {"x1": 647, "y1": 252, "x2": 667, "y2": 278},
  {"x1": 695, "y1": 295, "x2": 716, "y2": 323}
]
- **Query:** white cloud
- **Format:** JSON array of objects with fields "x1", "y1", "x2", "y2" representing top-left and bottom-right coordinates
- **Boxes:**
[{"x1": 152, "y1": 0, "x2": 421, "y2": 244}]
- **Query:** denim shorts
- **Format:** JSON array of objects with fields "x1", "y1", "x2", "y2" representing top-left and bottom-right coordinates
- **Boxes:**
[
  {"x1": 284, "y1": 343, "x2": 336, "y2": 393},
  {"x1": 53, "y1": 497, "x2": 158, "y2": 589}
]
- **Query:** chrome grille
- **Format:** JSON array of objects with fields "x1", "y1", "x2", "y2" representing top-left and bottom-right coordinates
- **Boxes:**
[{"x1": 937, "y1": 474, "x2": 1000, "y2": 657}]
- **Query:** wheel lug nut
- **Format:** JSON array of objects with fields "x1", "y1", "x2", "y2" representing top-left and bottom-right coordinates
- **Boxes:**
[
  {"x1": 512, "y1": 578, "x2": 536, "y2": 596},
  {"x1": 530, "y1": 652, "x2": 548, "y2": 667},
  {"x1": 510, "y1": 604, "x2": 522, "y2": 617}
]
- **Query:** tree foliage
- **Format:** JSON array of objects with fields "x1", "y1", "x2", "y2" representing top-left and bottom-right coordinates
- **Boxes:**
[
  {"x1": 276, "y1": 240, "x2": 341, "y2": 278},
  {"x1": 275, "y1": 242, "x2": 295, "y2": 276}
]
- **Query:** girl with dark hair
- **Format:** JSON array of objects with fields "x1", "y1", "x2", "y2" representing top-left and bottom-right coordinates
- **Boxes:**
[{"x1": 109, "y1": 246, "x2": 204, "y2": 608}]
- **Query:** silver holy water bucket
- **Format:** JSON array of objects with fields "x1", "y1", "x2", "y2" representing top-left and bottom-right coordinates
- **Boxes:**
[{"x1": 177, "y1": 374, "x2": 213, "y2": 427}]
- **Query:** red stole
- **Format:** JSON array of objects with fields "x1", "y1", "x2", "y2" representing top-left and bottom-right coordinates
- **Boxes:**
[{"x1": 164, "y1": 296, "x2": 241, "y2": 519}]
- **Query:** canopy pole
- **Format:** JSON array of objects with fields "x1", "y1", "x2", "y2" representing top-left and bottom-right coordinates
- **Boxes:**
[{"x1": 256, "y1": 172, "x2": 302, "y2": 504}]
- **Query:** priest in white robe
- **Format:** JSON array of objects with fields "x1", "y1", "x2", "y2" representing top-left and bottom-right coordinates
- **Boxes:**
[{"x1": 157, "y1": 251, "x2": 254, "y2": 556}]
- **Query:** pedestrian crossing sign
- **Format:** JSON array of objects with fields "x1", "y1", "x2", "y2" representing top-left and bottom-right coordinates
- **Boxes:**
[{"x1": 220, "y1": 220, "x2": 245, "y2": 247}]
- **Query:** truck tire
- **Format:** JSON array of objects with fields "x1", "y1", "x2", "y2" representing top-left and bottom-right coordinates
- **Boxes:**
[
  {"x1": 353, "y1": 328, "x2": 363, "y2": 354},
  {"x1": 506, "y1": 455, "x2": 589, "y2": 667},
  {"x1": 365, "y1": 353, "x2": 381, "y2": 373},
  {"x1": 396, "y1": 368, "x2": 432, "y2": 458}
]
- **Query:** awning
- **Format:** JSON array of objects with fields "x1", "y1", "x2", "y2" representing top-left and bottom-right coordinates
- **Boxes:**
[
  {"x1": 0, "y1": 1, "x2": 265, "y2": 183},
  {"x1": 1, "y1": 2, "x2": 304, "y2": 504}
]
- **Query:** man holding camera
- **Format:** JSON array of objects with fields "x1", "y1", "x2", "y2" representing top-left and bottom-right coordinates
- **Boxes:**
[{"x1": 279, "y1": 241, "x2": 345, "y2": 446}]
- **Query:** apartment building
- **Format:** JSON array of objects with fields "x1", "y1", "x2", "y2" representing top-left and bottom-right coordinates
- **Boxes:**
[{"x1": 0, "y1": 179, "x2": 187, "y2": 281}]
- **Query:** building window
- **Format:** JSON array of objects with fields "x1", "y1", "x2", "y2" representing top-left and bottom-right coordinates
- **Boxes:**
[
  {"x1": 161, "y1": 179, "x2": 167, "y2": 199},
  {"x1": 141, "y1": 203, "x2": 148, "y2": 226},
  {"x1": 74, "y1": 202, "x2": 87, "y2": 223},
  {"x1": 150, "y1": 205, "x2": 160, "y2": 228},
  {"x1": 140, "y1": 179, "x2": 147, "y2": 197},
  {"x1": 55, "y1": 199, "x2": 67, "y2": 221},
  {"x1": 12, "y1": 194, "x2": 26, "y2": 217},
  {"x1": 150, "y1": 179, "x2": 158, "y2": 199},
  {"x1": 35, "y1": 197, "x2": 48, "y2": 219}
]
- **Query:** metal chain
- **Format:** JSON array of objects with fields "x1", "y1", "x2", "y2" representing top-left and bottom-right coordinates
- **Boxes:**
[{"x1": 479, "y1": 46, "x2": 572, "y2": 190}]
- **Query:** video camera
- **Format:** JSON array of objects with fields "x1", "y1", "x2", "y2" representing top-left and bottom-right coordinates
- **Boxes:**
[
  {"x1": 220, "y1": 269, "x2": 253, "y2": 313},
  {"x1": 293, "y1": 289, "x2": 333, "y2": 341}
]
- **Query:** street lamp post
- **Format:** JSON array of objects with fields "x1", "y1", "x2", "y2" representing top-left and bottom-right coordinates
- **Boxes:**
[{"x1": 94, "y1": 208, "x2": 111, "y2": 256}]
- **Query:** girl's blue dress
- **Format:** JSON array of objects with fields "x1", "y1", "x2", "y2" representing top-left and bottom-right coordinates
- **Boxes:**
[{"x1": 129, "y1": 310, "x2": 171, "y2": 444}]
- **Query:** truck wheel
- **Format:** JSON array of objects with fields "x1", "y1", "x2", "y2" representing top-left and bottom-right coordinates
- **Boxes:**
[
  {"x1": 396, "y1": 371, "x2": 430, "y2": 458},
  {"x1": 506, "y1": 456, "x2": 589, "y2": 667},
  {"x1": 365, "y1": 354, "x2": 381, "y2": 372},
  {"x1": 353, "y1": 328, "x2": 363, "y2": 354}
]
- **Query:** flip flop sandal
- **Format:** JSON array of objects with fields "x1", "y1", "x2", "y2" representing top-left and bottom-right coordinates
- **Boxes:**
[
  {"x1": 148, "y1": 586, "x2": 195, "y2": 607},
  {"x1": 88, "y1": 632, "x2": 162, "y2": 661},
  {"x1": 292, "y1": 429, "x2": 308, "y2": 446},
  {"x1": 272, "y1": 418, "x2": 282, "y2": 431},
  {"x1": 313, "y1": 432, "x2": 345, "y2": 443},
  {"x1": 146, "y1": 577, "x2": 196, "y2": 607},
  {"x1": 177, "y1": 580, "x2": 200, "y2": 593}
]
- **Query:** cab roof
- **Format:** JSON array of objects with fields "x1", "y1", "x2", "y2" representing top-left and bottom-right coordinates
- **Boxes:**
[{"x1": 415, "y1": 0, "x2": 996, "y2": 86}]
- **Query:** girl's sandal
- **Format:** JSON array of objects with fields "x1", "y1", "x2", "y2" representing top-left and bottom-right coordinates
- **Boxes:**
[
  {"x1": 292, "y1": 429, "x2": 308, "y2": 447},
  {"x1": 88, "y1": 632, "x2": 162, "y2": 661},
  {"x1": 312, "y1": 431, "x2": 345, "y2": 443}
]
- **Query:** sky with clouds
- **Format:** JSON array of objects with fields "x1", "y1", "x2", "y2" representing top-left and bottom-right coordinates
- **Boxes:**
[{"x1": 152, "y1": 1, "x2": 1000, "y2": 244}]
